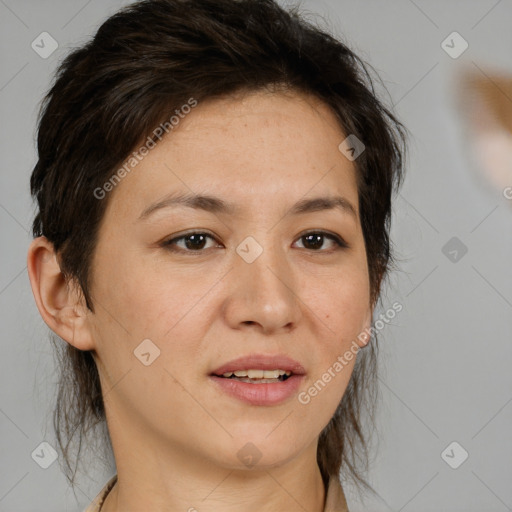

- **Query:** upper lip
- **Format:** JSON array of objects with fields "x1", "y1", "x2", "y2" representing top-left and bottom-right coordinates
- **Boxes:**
[{"x1": 211, "y1": 354, "x2": 306, "y2": 376}]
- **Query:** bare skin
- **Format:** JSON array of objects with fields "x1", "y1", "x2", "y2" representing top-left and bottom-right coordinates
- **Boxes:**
[{"x1": 27, "y1": 88, "x2": 373, "y2": 512}]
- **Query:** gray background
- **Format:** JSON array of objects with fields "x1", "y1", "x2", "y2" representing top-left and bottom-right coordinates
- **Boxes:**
[{"x1": 1, "y1": 0, "x2": 511, "y2": 510}]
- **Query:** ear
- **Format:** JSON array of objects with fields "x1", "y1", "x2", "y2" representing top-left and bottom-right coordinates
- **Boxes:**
[{"x1": 27, "y1": 236, "x2": 95, "y2": 351}]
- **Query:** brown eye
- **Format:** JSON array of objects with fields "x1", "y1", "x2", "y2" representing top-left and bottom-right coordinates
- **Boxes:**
[
  {"x1": 294, "y1": 231, "x2": 348, "y2": 252},
  {"x1": 161, "y1": 232, "x2": 220, "y2": 253}
]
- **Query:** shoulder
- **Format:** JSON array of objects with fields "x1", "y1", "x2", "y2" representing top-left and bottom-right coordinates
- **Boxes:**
[{"x1": 82, "y1": 474, "x2": 118, "y2": 512}]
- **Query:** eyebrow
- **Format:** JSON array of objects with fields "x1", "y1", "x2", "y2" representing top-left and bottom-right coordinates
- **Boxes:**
[{"x1": 137, "y1": 191, "x2": 357, "y2": 221}]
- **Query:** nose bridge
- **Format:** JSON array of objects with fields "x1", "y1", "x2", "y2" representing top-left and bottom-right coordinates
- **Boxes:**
[
  {"x1": 228, "y1": 231, "x2": 301, "y2": 331},
  {"x1": 237, "y1": 232, "x2": 293, "y2": 296}
]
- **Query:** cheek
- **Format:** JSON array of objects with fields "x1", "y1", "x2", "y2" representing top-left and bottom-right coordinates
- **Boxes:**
[
  {"x1": 298, "y1": 266, "x2": 368, "y2": 411},
  {"x1": 93, "y1": 247, "x2": 199, "y2": 338},
  {"x1": 305, "y1": 264, "x2": 370, "y2": 336},
  {"x1": 295, "y1": 276, "x2": 365, "y2": 423}
]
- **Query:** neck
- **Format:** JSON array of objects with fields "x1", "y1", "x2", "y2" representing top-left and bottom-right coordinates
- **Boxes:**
[{"x1": 101, "y1": 436, "x2": 326, "y2": 512}]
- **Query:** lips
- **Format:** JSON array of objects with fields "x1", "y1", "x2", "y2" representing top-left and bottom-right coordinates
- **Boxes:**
[{"x1": 210, "y1": 353, "x2": 306, "y2": 377}]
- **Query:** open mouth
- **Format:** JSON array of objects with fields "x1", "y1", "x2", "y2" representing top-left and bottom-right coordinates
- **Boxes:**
[
  {"x1": 213, "y1": 369, "x2": 292, "y2": 384},
  {"x1": 209, "y1": 363, "x2": 305, "y2": 405}
]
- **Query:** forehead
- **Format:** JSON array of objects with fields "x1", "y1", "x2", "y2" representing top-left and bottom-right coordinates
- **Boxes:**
[{"x1": 105, "y1": 89, "x2": 359, "y2": 220}]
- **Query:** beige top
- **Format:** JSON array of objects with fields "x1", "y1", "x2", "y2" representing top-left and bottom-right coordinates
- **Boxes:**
[{"x1": 83, "y1": 473, "x2": 349, "y2": 511}]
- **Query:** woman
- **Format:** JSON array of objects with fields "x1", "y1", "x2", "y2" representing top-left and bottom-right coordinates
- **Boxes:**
[{"x1": 26, "y1": 0, "x2": 407, "y2": 510}]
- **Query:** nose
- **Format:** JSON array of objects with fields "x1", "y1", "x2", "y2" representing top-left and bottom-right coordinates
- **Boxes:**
[{"x1": 222, "y1": 237, "x2": 302, "y2": 335}]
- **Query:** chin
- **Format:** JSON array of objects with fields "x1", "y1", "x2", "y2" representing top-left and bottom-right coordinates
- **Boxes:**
[{"x1": 210, "y1": 431, "x2": 308, "y2": 471}]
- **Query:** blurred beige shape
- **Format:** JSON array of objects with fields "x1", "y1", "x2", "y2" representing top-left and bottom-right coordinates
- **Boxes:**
[{"x1": 457, "y1": 68, "x2": 512, "y2": 197}]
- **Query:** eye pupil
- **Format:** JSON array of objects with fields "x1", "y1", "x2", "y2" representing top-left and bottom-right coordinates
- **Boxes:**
[
  {"x1": 303, "y1": 234, "x2": 323, "y2": 250},
  {"x1": 185, "y1": 234, "x2": 207, "y2": 250}
]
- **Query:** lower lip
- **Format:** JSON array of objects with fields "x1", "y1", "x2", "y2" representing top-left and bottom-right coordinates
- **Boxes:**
[{"x1": 209, "y1": 375, "x2": 305, "y2": 406}]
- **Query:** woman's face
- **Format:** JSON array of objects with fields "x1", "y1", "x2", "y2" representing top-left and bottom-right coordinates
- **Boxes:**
[{"x1": 86, "y1": 89, "x2": 372, "y2": 471}]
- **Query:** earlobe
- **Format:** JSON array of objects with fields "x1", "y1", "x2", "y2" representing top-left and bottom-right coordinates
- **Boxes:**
[{"x1": 27, "y1": 236, "x2": 95, "y2": 351}]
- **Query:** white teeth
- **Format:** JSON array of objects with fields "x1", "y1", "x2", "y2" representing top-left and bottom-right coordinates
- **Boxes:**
[{"x1": 221, "y1": 369, "x2": 292, "y2": 378}]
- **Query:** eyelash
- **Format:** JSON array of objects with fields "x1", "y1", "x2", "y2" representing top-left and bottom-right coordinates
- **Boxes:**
[{"x1": 160, "y1": 230, "x2": 349, "y2": 254}]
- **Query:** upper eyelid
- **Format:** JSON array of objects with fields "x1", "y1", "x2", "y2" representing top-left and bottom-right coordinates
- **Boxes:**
[{"x1": 162, "y1": 230, "x2": 219, "y2": 244}]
